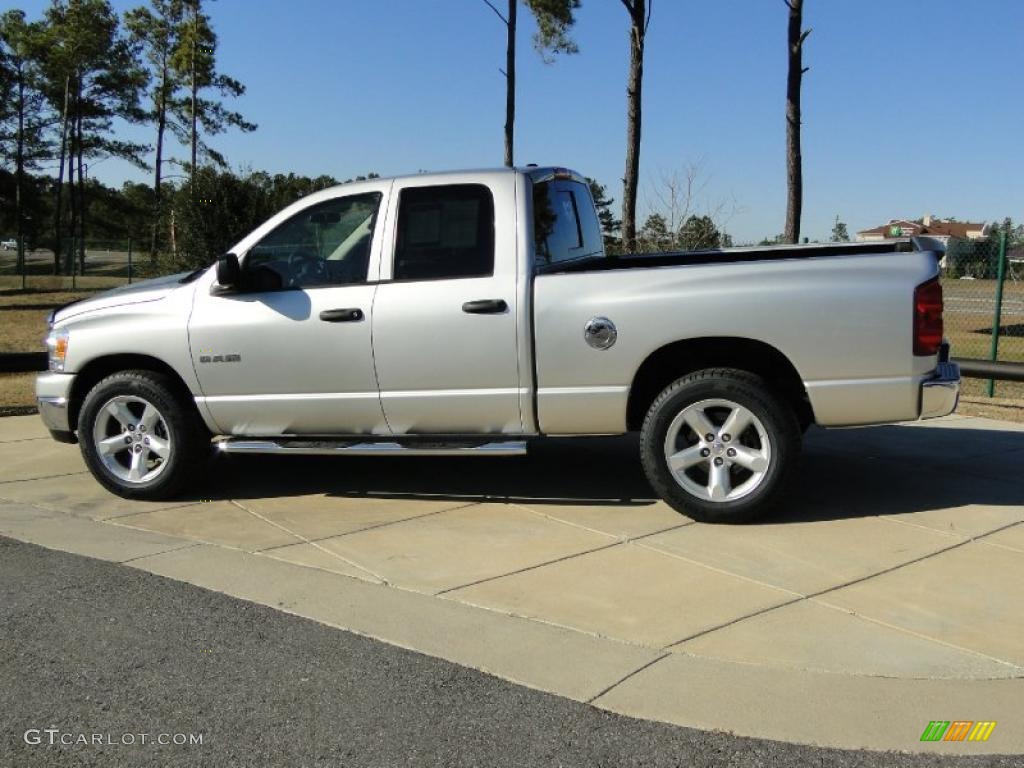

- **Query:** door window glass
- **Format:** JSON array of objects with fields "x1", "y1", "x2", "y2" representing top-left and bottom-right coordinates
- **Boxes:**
[
  {"x1": 533, "y1": 180, "x2": 604, "y2": 266},
  {"x1": 394, "y1": 185, "x2": 494, "y2": 280},
  {"x1": 246, "y1": 192, "x2": 382, "y2": 288}
]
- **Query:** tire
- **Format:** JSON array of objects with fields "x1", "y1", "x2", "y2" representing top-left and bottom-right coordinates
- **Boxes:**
[
  {"x1": 639, "y1": 368, "x2": 800, "y2": 524},
  {"x1": 78, "y1": 370, "x2": 210, "y2": 500}
]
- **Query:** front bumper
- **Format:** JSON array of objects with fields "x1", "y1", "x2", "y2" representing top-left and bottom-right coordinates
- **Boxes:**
[
  {"x1": 919, "y1": 361, "x2": 960, "y2": 419},
  {"x1": 36, "y1": 371, "x2": 76, "y2": 438}
]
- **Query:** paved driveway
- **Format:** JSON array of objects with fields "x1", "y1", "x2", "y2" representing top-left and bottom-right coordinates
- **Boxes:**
[{"x1": 2, "y1": 414, "x2": 1023, "y2": 754}]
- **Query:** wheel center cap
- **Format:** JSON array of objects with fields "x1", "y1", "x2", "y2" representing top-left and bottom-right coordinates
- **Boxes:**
[{"x1": 712, "y1": 442, "x2": 725, "y2": 455}]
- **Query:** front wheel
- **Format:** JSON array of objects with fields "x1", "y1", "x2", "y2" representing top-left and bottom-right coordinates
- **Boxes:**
[
  {"x1": 640, "y1": 368, "x2": 800, "y2": 524},
  {"x1": 78, "y1": 370, "x2": 209, "y2": 500}
]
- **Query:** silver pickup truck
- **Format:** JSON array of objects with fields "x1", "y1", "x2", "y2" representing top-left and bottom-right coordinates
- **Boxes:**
[{"x1": 37, "y1": 167, "x2": 959, "y2": 523}]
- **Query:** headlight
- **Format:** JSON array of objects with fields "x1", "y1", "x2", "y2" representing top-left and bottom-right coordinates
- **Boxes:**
[{"x1": 45, "y1": 328, "x2": 69, "y2": 372}]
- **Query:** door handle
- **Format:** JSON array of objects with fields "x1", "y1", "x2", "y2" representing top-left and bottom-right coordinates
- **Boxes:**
[
  {"x1": 462, "y1": 299, "x2": 508, "y2": 314},
  {"x1": 319, "y1": 308, "x2": 364, "y2": 322}
]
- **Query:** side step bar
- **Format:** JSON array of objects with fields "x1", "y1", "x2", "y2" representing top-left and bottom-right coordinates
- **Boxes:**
[{"x1": 216, "y1": 438, "x2": 528, "y2": 457}]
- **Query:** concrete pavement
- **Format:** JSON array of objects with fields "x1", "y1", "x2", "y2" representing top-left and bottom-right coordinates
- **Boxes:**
[{"x1": 1, "y1": 414, "x2": 1022, "y2": 754}]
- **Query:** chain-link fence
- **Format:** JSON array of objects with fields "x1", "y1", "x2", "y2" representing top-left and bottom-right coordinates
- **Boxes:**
[
  {"x1": 3, "y1": 232, "x2": 1023, "y2": 399},
  {"x1": 940, "y1": 233, "x2": 1024, "y2": 399},
  {"x1": 0, "y1": 238, "x2": 167, "y2": 292}
]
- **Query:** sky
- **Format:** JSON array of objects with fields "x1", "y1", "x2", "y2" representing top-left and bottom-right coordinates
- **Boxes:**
[{"x1": 17, "y1": 0, "x2": 1024, "y2": 243}]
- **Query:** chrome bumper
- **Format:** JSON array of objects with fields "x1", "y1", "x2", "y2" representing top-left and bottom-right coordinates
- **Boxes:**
[
  {"x1": 920, "y1": 361, "x2": 960, "y2": 419},
  {"x1": 36, "y1": 372, "x2": 75, "y2": 434}
]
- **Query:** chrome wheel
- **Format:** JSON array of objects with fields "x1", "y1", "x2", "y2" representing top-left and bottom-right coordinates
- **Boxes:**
[
  {"x1": 663, "y1": 398, "x2": 771, "y2": 502},
  {"x1": 92, "y1": 395, "x2": 172, "y2": 484}
]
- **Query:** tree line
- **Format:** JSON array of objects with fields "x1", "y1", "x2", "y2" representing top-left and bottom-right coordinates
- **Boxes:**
[
  {"x1": 0, "y1": 0, "x2": 260, "y2": 273},
  {"x1": 486, "y1": 0, "x2": 809, "y2": 251},
  {"x1": 16, "y1": 1, "x2": 995, "y2": 271}
]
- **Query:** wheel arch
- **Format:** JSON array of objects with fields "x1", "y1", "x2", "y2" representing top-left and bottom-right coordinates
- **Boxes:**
[
  {"x1": 626, "y1": 337, "x2": 813, "y2": 432},
  {"x1": 69, "y1": 354, "x2": 200, "y2": 432}
]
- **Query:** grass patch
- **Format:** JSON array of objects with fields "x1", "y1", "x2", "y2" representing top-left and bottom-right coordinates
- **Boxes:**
[
  {"x1": 0, "y1": 372, "x2": 38, "y2": 412},
  {"x1": 0, "y1": 287, "x2": 107, "y2": 354}
]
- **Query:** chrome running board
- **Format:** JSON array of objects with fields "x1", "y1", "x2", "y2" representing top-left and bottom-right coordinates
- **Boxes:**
[{"x1": 216, "y1": 438, "x2": 528, "y2": 457}]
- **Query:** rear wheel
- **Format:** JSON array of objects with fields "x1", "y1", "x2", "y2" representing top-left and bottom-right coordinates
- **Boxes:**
[
  {"x1": 640, "y1": 368, "x2": 800, "y2": 523},
  {"x1": 78, "y1": 370, "x2": 209, "y2": 500}
]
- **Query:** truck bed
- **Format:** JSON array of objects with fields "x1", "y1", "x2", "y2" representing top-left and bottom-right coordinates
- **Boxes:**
[{"x1": 538, "y1": 240, "x2": 917, "y2": 274}]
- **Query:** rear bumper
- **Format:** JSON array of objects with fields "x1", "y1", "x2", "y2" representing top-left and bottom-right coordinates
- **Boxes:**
[
  {"x1": 919, "y1": 361, "x2": 960, "y2": 420},
  {"x1": 36, "y1": 372, "x2": 76, "y2": 439}
]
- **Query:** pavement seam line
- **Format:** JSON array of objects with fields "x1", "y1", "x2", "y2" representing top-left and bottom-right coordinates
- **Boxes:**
[
  {"x1": 666, "y1": 520, "x2": 1024, "y2": 651},
  {"x1": 95, "y1": 501, "x2": 206, "y2": 521},
  {"x1": 975, "y1": 538, "x2": 1024, "y2": 556},
  {"x1": 227, "y1": 499, "x2": 387, "y2": 584},
  {"x1": 584, "y1": 652, "x2": 672, "y2": 705},
  {"x1": 631, "y1": 540, "x2": 805, "y2": 599},
  {"x1": 509, "y1": 500, "x2": 693, "y2": 543},
  {"x1": 118, "y1": 541, "x2": 204, "y2": 564},
  {"x1": 0, "y1": 471, "x2": 88, "y2": 485},
  {"x1": 971, "y1": 520, "x2": 1024, "y2": 554},
  {"x1": 437, "y1": 591, "x2": 667, "y2": 650},
  {"x1": 807, "y1": 597, "x2": 1024, "y2": 674},
  {"x1": 252, "y1": 501, "x2": 480, "y2": 553},
  {"x1": 435, "y1": 540, "x2": 624, "y2": 596},
  {"x1": 872, "y1": 514, "x2": 969, "y2": 540}
]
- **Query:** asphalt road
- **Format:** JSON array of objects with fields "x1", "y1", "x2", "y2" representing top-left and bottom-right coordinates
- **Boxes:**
[{"x1": 0, "y1": 537, "x2": 1017, "y2": 768}]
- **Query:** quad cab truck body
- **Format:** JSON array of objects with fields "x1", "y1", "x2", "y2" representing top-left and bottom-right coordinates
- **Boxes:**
[{"x1": 38, "y1": 167, "x2": 960, "y2": 522}]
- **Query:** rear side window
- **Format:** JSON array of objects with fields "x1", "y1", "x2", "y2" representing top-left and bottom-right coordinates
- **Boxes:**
[
  {"x1": 394, "y1": 184, "x2": 495, "y2": 280},
  {"x1": 533, "y1": 180, "x2": 604, "y2": 266}
]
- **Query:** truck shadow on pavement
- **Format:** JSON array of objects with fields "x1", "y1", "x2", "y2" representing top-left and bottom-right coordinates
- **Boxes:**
[{"x1": 192, "y1": 424, "x2": 1024, "y2": 525}]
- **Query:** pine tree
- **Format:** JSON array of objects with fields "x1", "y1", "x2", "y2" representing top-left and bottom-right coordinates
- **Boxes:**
[
  {"x1": 0, "y1": 10, "x2": 51, "y2": 269},
  {"x1": 126, "y1": 0, "x2": 185, "y2": 256},
  {"x1": 830, "y1": 216, "x2": 849, "y2": 243},
  {"x1": 784, "y1": 0, "x2": 811, "y2": 244},
  {"x1": 39, "y1": 0, "x2": 149, "y2": 273},
  {"x1": 483, "y1": 0, "x2": 579, "y2": 167},
  {"x1": 619, "y1": 0, "x2": 652, "y2": 252},
  {"x1": 169, "y1": 0, "x2": 255, "y2": 182},
  {"x1": 586, "y1": 177, "x2": 621, "y2": 252}
]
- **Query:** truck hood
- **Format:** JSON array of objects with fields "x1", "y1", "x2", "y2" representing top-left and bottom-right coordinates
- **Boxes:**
[{"x1": 53, "y1": 271, "x2": 191, "y2": 324}]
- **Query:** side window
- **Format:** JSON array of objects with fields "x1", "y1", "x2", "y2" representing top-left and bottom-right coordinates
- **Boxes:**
[
  {"x1": 533, "y1": 180, "x2": 604, "y2": 266},
  {"x1": 394, "y1": 184, "x2": 494, "y2": 281},
  {"x1": 246, "y1": 192, "x2": 382, "y2": 288}
]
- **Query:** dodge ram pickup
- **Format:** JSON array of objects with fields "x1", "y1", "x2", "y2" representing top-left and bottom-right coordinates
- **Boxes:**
[{"x1": 37, "y1": 167, "x2": 960, "y2": 522}]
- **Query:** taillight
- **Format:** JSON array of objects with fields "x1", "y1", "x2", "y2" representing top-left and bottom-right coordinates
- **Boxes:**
[{"x1": 914, "y1": 277, "x2": 943, "y2": 356}]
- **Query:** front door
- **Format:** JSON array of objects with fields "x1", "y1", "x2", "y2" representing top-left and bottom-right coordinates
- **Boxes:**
[
  {"x1": 189, "y1": 189, "x2": 389, "y2": 436},
  {"x1": 371, "y1": 179, "x2": 523, "y2": 434}
]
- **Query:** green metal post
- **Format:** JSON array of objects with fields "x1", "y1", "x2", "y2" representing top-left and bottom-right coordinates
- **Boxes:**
[
  {"x1": 19, "y1": 236, "x2": 26, "y2": 291},
  {"x1": 127, "y1": 238, "x2": 133, "y2": 284},
  {"x1": 986, "y1": 232, "x2": 1008, "y2": 397},
  {"x1": 71, "y1": 237, "x2": 76, "y2": 291}
]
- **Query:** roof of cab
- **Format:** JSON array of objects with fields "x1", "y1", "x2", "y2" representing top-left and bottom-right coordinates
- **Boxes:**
[{"x1": 319, "y1": 166, "x2": 586, "y2": 193}]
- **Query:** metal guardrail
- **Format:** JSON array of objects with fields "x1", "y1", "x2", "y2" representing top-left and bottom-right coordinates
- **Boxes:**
[
  {"x1": 0, "y1": 353, "x2": 46, "y2": 374},
  {"x1": 954, "y1": 358, "x2": 1024, "y2": 383}
]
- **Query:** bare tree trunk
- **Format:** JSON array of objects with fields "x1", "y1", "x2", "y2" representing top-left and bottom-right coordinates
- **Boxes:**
[
  {"x1": 64, "y1": 80, "x2": 78, "y2": 276},
  {"x1": 189, "y1": 1, "x2": 198, "y2": 193},
  {"x1": 14, "y1": 63, "x2": 25, "y2": 271},
  {"x1": 53, "y1": 76, "x2": 70, "y2": 275},
  {"x1": 152, "y1": 59, "x2": 168, "y2": 260},
  {"x1": 503, "y1": 0, "x2": 516, "y2": 167},
  {"x1": 621, "y1": 0, "x2": 647, "y2": 253},
  {"x1": 76, "y1": 103, "x2": 86, "y2": 276},
  {"x1": 784, "y1": 0, "x2": 810, "y2": 244}
]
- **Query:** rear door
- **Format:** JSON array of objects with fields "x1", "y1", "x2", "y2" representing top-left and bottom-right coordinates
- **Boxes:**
[{"x1": 371, "y1": 176, "x2": 523, "y2": 433}]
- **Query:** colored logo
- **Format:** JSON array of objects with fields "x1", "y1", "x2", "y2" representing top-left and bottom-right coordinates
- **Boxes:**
[{"x1": 920, "y1": 721, "x2": 996, "y2": 742}]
